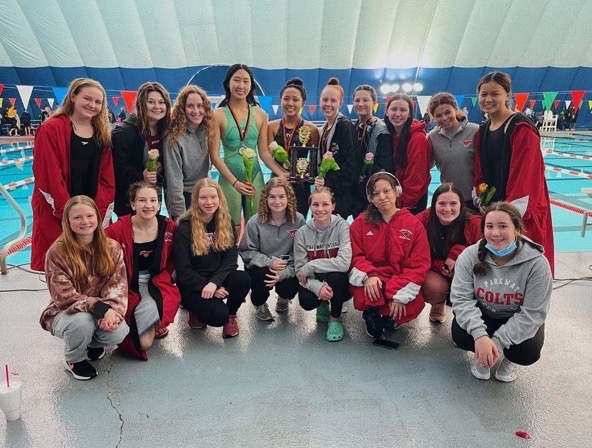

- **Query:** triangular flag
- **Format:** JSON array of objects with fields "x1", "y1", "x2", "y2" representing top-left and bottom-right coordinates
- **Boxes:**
[
  {"x1": 299, "y1": 107, "x2": 303, "y2": 116},
  {"x1": 588, "y1": 100, "x2": 592, "y2": 110},
  {"x1": 257, "y1": 95, "x2": 273, "y2": 115},
  {"x1": 416, "y1": 96, "x2": 432, "y2": 116},
  {"x1": 0, "y1": 84, "x2": 3, "y2": 96},
  {"x1": 454, "y1": 95, "x2": 464, "y2": 108},
  {"x1": 308, "y1": 104, "x2": 316, "y2": 115},
  {"x1": 529, "y1": 99, "x2": 536, "y2": 109},
  {"x1": 121, "y1": 91, "x2": 138, "y2": 114},
  {"x1": 34, "y1": 98, "x2": 42, "y2": 107},
  {"x1": 48, "y1": 98, "x2": 55, "y2": 108},
  {"x1": 471, "y1": 97, "x2": 478, "y2": 106},
  {"x1": 52, "y1": 87, "x2": 68, "y2": 106},
  {"x1": 514, "y1": 93, "x2": 529, "y2": 112},
  {"x1": 411, "y1": 99, "x2": 417, "y2": 112},
  {"x1": 570, "y1": 90, "x2": 585, "y2": 111},
  {"x1": 112, "y1": 96, "x2": 120, "y2": 106},
  {"x1": 272, "y1": 104, "x2": 279, "y2": 114},
  {"x1": 347, "y1": 104, "x2": 353, "y2": 114},
  {"x1": 0, "y1": 98, "x2": 3, "y2": 108},
  {"x1": 16, "y1": 85, "x2": 34, "y2": 111},
  {"x1": 211, "y1": 102, "x2": 217, "y2": 110},
  {"x1": 553, "y1": 100, "x2": 560, "y2": 110},
  {"x1": 542, "y1": 92, "x2": 558, "y2": 111},
  {"x1": 9, "y1": 98, "x2": 17, "y2": 107},
  {"x1": 373, "y1": 103, "x2": 379, "y2": 113},
  {"x1": 565, "y1": 100, "x2": 571, "y2": 109}
]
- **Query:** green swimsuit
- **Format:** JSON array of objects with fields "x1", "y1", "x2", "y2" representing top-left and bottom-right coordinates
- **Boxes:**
[{"x1": 219, "y1": 105, "x2": 265, "y2": 222}]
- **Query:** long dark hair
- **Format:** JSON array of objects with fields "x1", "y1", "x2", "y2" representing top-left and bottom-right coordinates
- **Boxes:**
[
  {"x1": 219, "y1": 64, "x2": 259, "y2": 107},
  {"x1": 384, "y1": 93, "x2": 413, "y2": 169},
  {"x1": 426, "y1": 183, "x2": 469, "y2": 260}
]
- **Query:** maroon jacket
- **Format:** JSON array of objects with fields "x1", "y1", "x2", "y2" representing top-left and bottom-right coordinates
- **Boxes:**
[{"x1": 106, "y1": 215, "x2": 181, "y2": 360}]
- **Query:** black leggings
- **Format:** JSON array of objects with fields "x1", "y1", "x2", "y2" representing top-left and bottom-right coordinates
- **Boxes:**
[
  {"x1": 451, "y1": 314, "x2": 545, "y2": 366},
  {"x1": 181, "y1": 270, "x2": 251, "y2": 327},
  {"x1": 298, "y1": 272, "x2": 351, "y2": 318},
  {"x1": 246, "y1": 267, "x2": 299, "y2": 306}
]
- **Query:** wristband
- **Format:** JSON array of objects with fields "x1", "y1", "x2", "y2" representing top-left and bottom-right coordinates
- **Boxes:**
[{"x1": 232, "y1": 179, "x2": 238, "y2": 186}]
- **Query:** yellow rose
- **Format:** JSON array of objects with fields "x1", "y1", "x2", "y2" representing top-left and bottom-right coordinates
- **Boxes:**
[
  {"x1": 478, "y1": 183, "x2": 488, "y2": 194},
  {"x1": 148, "y1": 149, "x2": 159, "y2": 160}
]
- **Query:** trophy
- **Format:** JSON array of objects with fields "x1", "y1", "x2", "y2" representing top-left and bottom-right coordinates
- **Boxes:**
[{"x1": 289, "y1": 126, "x2": 318, "y2": 184}]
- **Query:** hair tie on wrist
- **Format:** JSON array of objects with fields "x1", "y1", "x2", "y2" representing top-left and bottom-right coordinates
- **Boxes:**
[{"x1": 233, "y1": 179, "x2": 238, "y2": 186}]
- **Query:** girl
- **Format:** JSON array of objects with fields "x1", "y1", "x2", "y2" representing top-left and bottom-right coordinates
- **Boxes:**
[
  {"x1": 474, "y1": 72, "x2": 554, "y2": 274},
  {"x1": 164, "y1": 84, "x2": 213, "y2": 220},
  {"x1": 316, "y1": 78, "x2": 358, "y2": 219},
  {"x1": 239, "y1": 178, "x2": 306, "y2": 320},
  {"x1": 112, "y1": 82, "x2": 172, "y2": 216},
  {"x1": 416, "y1": 183, "x2": 482, "y2": 323},
  {"x1": 349, "y1": 172, "x2": 430, "y2": 339},
  {"x1": 173, "y1": 179, "x2": 251, "y2": 338},
  {"x1": 106, "y1": 182, "x2": 181, "y2": 360},
  {"x1": 294, "y1": 187, "x2": 352, "y2": 342},
  {"x1": 351, "y1": 85, "x2": 391, "y2": 217},
  {"x1": 40, "y1": 196, "x2": 129, "y2": 381},
  {"x1": 427, "y1": 92, "x2": 479, "y2": 211},
  {"x1": 451, "y1": 202, "x2": 552, "y2": 382},
  {"x1": 375, "y1": 93, "x2": 431, "y2": 215},
  {"x1": 209, "y1": 64, "x2": 286, "y2": 228},
  {"x1": 267, "y1": 78, "x2": 320, "y2": 216},
  {"x1": 31, "y1": 78, "x2": 115, "y2": 271}
]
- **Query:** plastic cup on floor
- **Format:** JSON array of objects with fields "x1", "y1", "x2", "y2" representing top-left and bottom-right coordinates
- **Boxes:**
[{"x1": 0, "y1": 380, "x2": 22, "y2": 421}]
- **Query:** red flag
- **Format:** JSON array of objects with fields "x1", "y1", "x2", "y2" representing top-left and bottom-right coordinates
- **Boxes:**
[
  {"x1": 570, "y1": 90, "x2": 585, "y2": 111},
  {"x1": 514, "y1": 93, "x2": 528, "y2": 112},
  {"x1": 112, "y1": 96, "x2": 120, "y2": 106},
  {"x1": 121, "y1": 91, "x2": 137, "y2": 114},
  {"x1": 411, "y1": 99, "x2": 417, "y2": 111},
  {"x1": 0, "y1": 84, "x2": 3, "y2": 96},
  {"x1": 308, "y1": 104, "x2": 316, "y2": 115},
  {"x1": 9, "y1": 98, "x2": 16, "y2": 107},
  {"x1": 553, "y1": 100, "x2": 560, "y2": 110},
  {"x1": 34, "y1": 98, "x2": 42, "y2": 107},
  {"x1": 529, "y1": 99, "x2": 536, "y2": 109}
]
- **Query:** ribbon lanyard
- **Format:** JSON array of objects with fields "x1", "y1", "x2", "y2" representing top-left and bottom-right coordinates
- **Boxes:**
[
  {"x1": 227, "y1": 104, "x2": 251, "y2": 146},
  {"x1": 282, "y1": 117, "x2": 302, "y2": 149}
]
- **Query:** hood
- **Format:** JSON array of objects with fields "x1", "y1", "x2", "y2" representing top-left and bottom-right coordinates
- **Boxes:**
[{"x1": 410, "y1": 119, "x2": 426, "y2": 134}]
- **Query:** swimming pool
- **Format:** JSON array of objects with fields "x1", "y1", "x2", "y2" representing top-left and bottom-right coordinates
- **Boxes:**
[{"x1": 1, "y1": 135, "x2": 591, "y2": 267}]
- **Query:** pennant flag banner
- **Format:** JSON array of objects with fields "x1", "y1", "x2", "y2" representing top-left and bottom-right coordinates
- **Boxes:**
[
  {"x1": 542, "y1": 92, "x2": 558, "y2": 111},
  {"x1": 570, "y1": 90, "x2": 585, "y2": 111},
  {"x1": 454, "y1": 95, "x2": 464, "y2": 108},
  {"x1": 298, "y1": 107, "x2": 303, "y2": 116},
  {"x1": 416, "y1": 96, "x2": 432, "y2": 117},
  {"x1": 529, "y1": 99, "x2": 537, "y2": 109},
  {"x1": 565, "y1": 100, "x2": 571, "y2": 109},
  {"x1": 121, "y1": 90, "x2": 137, "y2": 114},
  {"x1": 9, "y1": 98, "x2": 17, "y2": 107},
  {"x1": 48, "y1": 98, "x2": 55, "y2": 108},
  {"x1": 308, "y1": 104, "x2": 316, "y2": 115},
  {"x1": 0, "y1": 84, "x2": 3, "y2": 96},
  {"x1": 471, "y1": 97, "x2": 478, "y2": 106},
  {"x1": 112, "y1": 96, "x2": 119, "y2": 106},
  {"x1": 347, "y1": 104, "x2": 353, "y2": 114},
  {"x1": 211, "y1": 102, "x2": 217, "y2": 110},
  {"x1": 34, "y1": 98, "x2": 42, "y2": 107},
  {"x1": 589, "y1": 100, "x2": 592, "y2": 110},
  {"x1": 257, "y1": 96, "x2": 273, "y2": 115},
  {"x1": 553, "y1": 100, "x2": 560, "y2": 110},
  {"x1": 16, "y1": 85, "x2": 34, "y2": 110},
  {"x1": 272, "y1": 104, "x2": 279, "y2": 115},
  {"x1": 52, "y1": 87, "x2": 68, "y2": 106},
  {"x1": 514, "y1": 93, "x2": 528, "y2": 112},
  {"x1": 373, "y1": 103, "x2": 379, "y2": 113},
  {"x1": 0, "y1": 98, "x2": 3, "y2": 107},
  {"x1": 411, "y1": 99, "x2": 417, "y2": 111}
]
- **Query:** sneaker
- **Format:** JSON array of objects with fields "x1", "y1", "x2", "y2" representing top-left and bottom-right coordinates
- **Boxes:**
[
  {"x1": 429, "y1": 302, "x2": 447, "y2": 323},
  {"x1": 86, "y1": 347, "x2": 105, "y2": 361},
  {"x1": 275, "y1": 297, "x2": 290, "y2": 313},
  {"x1": 222, "y1": 315, "x2": 239, "y2": 338},
  {"x1": 316, "y1": 302, "x2": 330, "y2": 323},
  {"x1": 154, "y1": 325, "x2": 169, "y2": 339},
  {"x1": 255, "y1": 303, "x2": 274, "y2": 321},
  {"x1": 362, "y1": 307, "x2": 383, "y2": 338},
  {"x1": 188, "y1": 312, "x2": 206, "y2": 329},
  {"x1": 383, "y1": 317, "x2": 399, "y2": 333},
  {"x1": 64, "y1": 359, "x2": 97, "y2": 381},
  {"x1": 495, "y1": 357, "x2": 519, "y2": 383},
  {"x1": 470, "y1": 360, "x2": 491, "y2": 380}
]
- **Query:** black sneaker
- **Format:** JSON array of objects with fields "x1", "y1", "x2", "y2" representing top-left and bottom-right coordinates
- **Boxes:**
[
  {"x1": 87, "y1": 347, "x2": 105, "y2": 361},
  {"x1": 63, "y1": 359, "x2": 98, "y2": 381},
  {"x1": 383, "y1": 316, "x2": 399, "y2": 333},
  {"x1": 362, "y1": 307, "x2": 383, "y2": 339}
]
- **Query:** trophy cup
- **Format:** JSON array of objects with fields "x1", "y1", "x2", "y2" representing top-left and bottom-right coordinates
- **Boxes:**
[{"x1": 289, "y1": 126, "x2": 318, "y2": 184}]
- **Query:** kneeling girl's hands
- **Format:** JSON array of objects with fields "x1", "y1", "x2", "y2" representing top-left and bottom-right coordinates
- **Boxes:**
[
  {"x1": 389, "y1": 301, "x2": 406, "y2": 321},
  {"x1": 264, "y1": 269, "x2": 280, "y2": 288},
  {"x1": 363, "y1": 276, "x2": 382, "y2": 302},
  {"x1": 99, "y1": 308, "x2": 123, "y2": 331},
  {"x1": 214, "y1": 286, "x2": 229, "y2": 299},
  {"x1": 319, "y1": 283, "x2": 333, "y2": 301},
  {"x1": 201, "y1": 282, "x2": 217, "y2": 299},
  {"x1": 474, "y1": 335, "x2": 500, "y2": 368}
]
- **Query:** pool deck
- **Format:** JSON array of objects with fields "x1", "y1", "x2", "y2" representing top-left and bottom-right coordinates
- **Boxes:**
[{"x1": 1, "y1": 250, "x2": 591, "y2": 448}]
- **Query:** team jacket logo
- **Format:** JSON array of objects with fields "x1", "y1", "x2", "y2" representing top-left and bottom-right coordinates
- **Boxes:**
[
  {"x1": 287, "y1": 229, "x2": 298, "y2": 237},
  {"x1": 206, "y1": 232, "x2": 217, "y2": 247},
  {"x1": 399, "y1": 229, "x2": 412, "y2": 240},
  {"x1": 365, "y1": 230, "x2": 374, "y2": 236},
  {"x1": 164, "y1": 231, "x2": 174, "y2": 242},
  {"x1": 461, "y1": 140, "x2": 473, "y2": 148},
  {"x1": 139, "y1": 250, "x2": 153, "y2": 258}
]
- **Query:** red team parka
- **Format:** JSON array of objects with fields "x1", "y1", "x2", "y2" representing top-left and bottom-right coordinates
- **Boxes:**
[
  {"x1": 106, "y1": 215, "x2": 181, "y2": 360},
  {"x1": 349, "y1": 208, "x2": 430, "y2": 324},
  {"x1": 31, "y1": 115, "x2": 115, "y2": 271}
]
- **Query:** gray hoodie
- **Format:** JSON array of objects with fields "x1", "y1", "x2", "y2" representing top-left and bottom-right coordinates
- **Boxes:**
[
  {"x1": 294, "y1": 215, "x2": 352, "y2": 296},
  {"x1": 238, "y1": 212, "x2": 306, "y2": 281},
  {"x1": 451, "y1": 236, "x2": 552, "y2": 350}
]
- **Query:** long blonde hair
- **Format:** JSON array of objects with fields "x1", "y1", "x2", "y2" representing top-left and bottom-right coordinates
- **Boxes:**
[
  {"x1": 59, "y1": 195, "x2": 115, "y2": 280},
  {"x1": 53, "y1": 78, "x2": 111, "y2": 147},
  {"x1": 168, "y1": 85, "x2": 213, "y2": 145},
  {"x1": 182, "y1": 179, "x2": 234, "y2": 256}
]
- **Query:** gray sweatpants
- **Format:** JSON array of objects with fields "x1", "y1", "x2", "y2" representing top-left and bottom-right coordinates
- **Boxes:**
[{"x1": 52, "y1": 312, "x2": 130, "y2": 363}]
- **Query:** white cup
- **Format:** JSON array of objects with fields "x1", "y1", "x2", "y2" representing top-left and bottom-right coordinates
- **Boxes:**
[{"x1": 0, "y1": 380, "x2": 22, "y2": 421}]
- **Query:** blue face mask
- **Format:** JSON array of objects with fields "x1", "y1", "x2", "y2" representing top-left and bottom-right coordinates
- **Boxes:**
[{"x1": 485, "y1": 241, "x2": 517, "y2": 257}]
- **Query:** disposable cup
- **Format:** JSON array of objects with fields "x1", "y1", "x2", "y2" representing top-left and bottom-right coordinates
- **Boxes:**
[{"x1": 0, "y1": 380, "x2": 22, "y2": 421}]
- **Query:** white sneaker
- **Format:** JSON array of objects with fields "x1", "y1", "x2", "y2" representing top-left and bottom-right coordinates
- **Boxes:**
[
  {"x1": 471, "y1": 360, "x2": 491, "y2": 380},
  {"x1": 255, "y1": 303, "x2": 274, "y2": 321},
  {"x1": 275, "y1": 297, "x2": 290, "y2": 313},
  {"x1": 495, "y1": 358, "x2": 519, "y2": 382}
]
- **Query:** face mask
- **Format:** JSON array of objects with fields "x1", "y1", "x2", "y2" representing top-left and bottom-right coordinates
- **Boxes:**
[{"x1": 485, "y1": 241, "x2": 517, "y2": 257}]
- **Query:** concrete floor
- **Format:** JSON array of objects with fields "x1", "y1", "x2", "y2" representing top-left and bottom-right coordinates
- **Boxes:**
[{"x1": 1, "y1": 251, "x2": 591, "y2": 448}]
